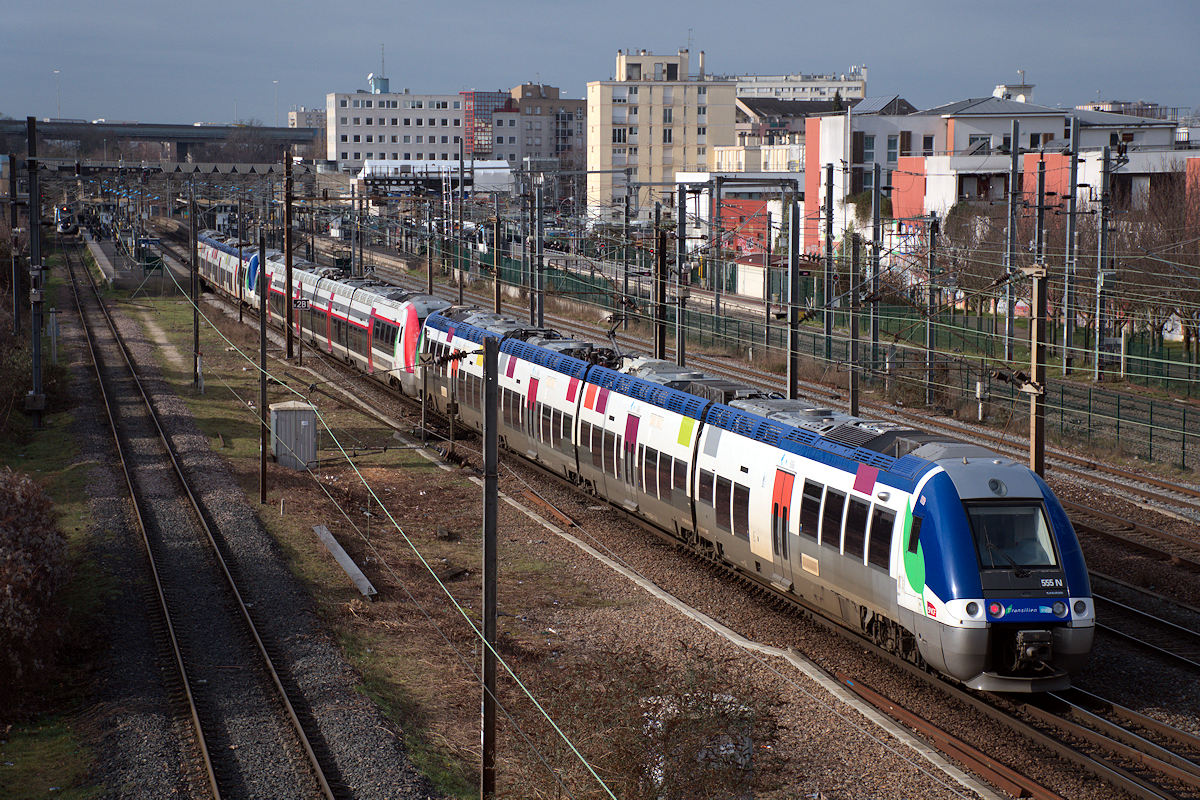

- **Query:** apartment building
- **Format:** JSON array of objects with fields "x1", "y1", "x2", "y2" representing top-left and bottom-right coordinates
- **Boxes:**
[
  {"x1": 586, "y1": 49, "x2": 736, "y2": 222},
  {"x1": 494, "y1": 84, "x2": 585, "y2": 171}
]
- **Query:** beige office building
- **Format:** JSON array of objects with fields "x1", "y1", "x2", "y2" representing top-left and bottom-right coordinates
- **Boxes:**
[{"x1": 586, "y1": 49, "x2": 735, "y2": 223}]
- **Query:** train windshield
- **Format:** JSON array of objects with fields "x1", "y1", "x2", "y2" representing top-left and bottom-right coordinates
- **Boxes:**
[{"x1": 965, "y1": 503, "x2": 1057, "y2": 570}]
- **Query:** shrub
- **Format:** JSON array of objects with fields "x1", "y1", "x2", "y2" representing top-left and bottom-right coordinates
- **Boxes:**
[{"x1": 0, "y1": 467, "x2": 69, "y2": 697}]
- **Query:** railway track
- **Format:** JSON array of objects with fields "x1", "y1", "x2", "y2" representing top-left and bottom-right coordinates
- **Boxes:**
[
  {"x1": 156, "y1": 228, "x2": 1200, "y2": 797},
  {"x1": 62, "y1": 238, "x2": 343, "y2": 799}
]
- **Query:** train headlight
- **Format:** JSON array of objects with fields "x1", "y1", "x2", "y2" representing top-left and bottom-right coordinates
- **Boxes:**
[
  {"x1": 1052, "y1": 601, "x2": 1068, "y2": 617},
  {"x1": 1073, "y1": 600, "x2": 1088, "y2": 615},
  {"x1": 965, "y1": 602, "x2": 979, "y2": 617},
  {"x1": 988, "y1": 601, "x2": 1005, "y2": 618}
]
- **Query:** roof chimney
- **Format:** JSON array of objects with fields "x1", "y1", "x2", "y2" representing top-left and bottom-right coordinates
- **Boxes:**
[{"x1": 698, "y1": 50, "x2": 705, "y2": 79}]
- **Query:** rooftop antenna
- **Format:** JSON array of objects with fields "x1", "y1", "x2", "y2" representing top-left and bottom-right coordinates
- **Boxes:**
[
  {"x1": 1017, "y1": 68, "x2": 1026, "y2": 85},
  {"x1": 687, "y1": 27, "x2": 693, "y2": 50}
]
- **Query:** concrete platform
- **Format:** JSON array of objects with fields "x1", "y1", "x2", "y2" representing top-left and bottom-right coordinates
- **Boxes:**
[{"x1": 84, "y1": 234, "x2": 187, "y2": 295}]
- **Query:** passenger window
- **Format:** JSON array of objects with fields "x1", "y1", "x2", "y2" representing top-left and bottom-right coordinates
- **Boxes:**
[
  {"x1": 645, "y1": 448, "x2": 659, "y2": 498},
  {"x1": 732, "y1": 483, "x2": 750, "y2": 540},
  {"x1": 699, "y1": 469, "x2": 714, "y2": 507},
  {"x1": 822, "y1": 489, "x2": 846, "y2": 550},
  {"x1": 716, "y1": 476, "x2": 733, "y2": 530},
  {"x1": 844, "y1": 498, "x2": 870, "y2": 561},
  {"x1": 673, "y1": 458, "x2": 688, "y2": 496},
  {"x1": 660, "y1": 455, "x2": 673, "y2": 503},
  {"x1": 907, "y1": 516, "x2": 923, "y2": 554},
  {"x1": 868, "y1": 508, "x2": 896, "y2": 571},
  {"x1": 800, "y1": 480, "x2": 823, "y2": 540}
]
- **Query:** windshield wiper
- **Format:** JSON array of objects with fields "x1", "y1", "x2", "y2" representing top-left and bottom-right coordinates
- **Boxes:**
[{"x1": 982, "y1": 532, "x2": 1031, "y2": 577}]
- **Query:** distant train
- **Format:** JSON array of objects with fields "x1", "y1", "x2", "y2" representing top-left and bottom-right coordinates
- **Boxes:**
[
  {"x1": 195, "y1": 229, "x2": 1094, "y2": 692},
  {"x1": 55, "y1": 204, "x2": 78, "y2": 235}
]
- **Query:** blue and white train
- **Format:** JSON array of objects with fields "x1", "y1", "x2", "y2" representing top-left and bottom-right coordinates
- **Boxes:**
[{"x1": 194, "y1": 229, "x2": 1094, "y2": 692}]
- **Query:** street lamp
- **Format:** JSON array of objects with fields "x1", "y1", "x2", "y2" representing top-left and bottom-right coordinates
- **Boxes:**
[{"x1": 273, "y1": 80, "x2": 279, "y2": 127}]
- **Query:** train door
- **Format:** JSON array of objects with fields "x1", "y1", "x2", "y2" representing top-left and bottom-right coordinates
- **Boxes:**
[
  {"x1": 524, "y1": 377, "x2": 539, "y2": 457},
  {"x1": 770, "y1": 469, "x2": 796, "y2": 590}
]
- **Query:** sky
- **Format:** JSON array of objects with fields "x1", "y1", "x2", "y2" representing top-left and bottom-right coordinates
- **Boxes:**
[{"x1": 3, "y1": 0, "x2": 1197, "y2": 125}]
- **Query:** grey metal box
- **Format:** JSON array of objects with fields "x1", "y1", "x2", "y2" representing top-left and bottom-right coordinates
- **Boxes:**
[{"x1": 270, "y1": 401, "x2": 317, "y2": 470}]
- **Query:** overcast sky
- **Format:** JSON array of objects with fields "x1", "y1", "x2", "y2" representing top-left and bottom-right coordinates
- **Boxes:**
[{"x1": 4, "y1": 0, "x2": 1197, "y2": 125}]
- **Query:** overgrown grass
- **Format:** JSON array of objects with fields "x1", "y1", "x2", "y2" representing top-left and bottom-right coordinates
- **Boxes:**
[{"x1": 0, "y1": 717, "x2": 101, "y2": 800}]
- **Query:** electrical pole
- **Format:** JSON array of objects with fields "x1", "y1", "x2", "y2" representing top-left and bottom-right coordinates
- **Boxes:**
[
  {"x1": 9, "y1": 152, "x2": 20, "y2": 335},
  {"x1": 526, "y1": 184, "x2": 535, "y2": 326},
  {"x1": 237, "y1": 192, "x2": 244, "y2": 324},
  {"x1": 480, "y1": 336, "x2": 498, "y2": 800},
  {"x1": 1027, "y1": 158, "x2": 1048, "y2": 476},
  {"x1": 787, "y1": 192, "x2": 801, "y2": 399},
  {"x1": 712, "y1": 177, "x2": 723, "y2": 316},
  {"x1": 850, "y1": 234, "x2": 861, "y2": 417},
  {"x1": 458, "y1": 138, "x2": 465, "y2": 304},
  {"x1": 190, "y1": 183, "x2": 199, "y2": 388},
  {"x1": 493, "y1": 195, "x2": 501, "y2": 314},
  {"x1": 925, "y1": 212, "x2": 938, "y2": 407},
  {"x1": 425, "y1": 202, "x2": 433, "y2": 294},
  {"x1": 25, "y1": 118, "x2": 44, "y2": 428},
  {"x1": 870, "y1": 162, "x2": 882, "y2": 376},
  {"x1": 258, "y1": 226, "x2": 268, "y2": 506},
  {"x1": 762, "y1": 210, "x2": 772, "y2": 347},
  {"x1": 535, "y1": 184, "x2": 544, "y2": 328},
  {"x1": 622, "y1": 190, "x2": 630, "y2": 330},
  {"x1": 823, "y1": 163, "x2": 834, "y2": 364},
  {"x1": 284, "y1": 151, "x2": 294, "y2": 359},
  {"x1": 349, "y1": 183, "x2": 357, "y2": 277},
  {"x1": 675, "y1": 184, "x2": 686, "y2": 367},
  {"x1": 1004, "y1": 119, "x2": 1020, "y2": 361},
  {"x1": 1094, "y1": 145, "x2": 1111, "y2": 382},
  {"x1": 1063, "y1": 116, "x2": 1080, "y2": 374},
  {"x1": 654, "y1": 202, "x2": 666, "y2": 360}
]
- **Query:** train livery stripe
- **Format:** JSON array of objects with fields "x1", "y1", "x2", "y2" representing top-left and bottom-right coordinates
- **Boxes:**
[
  {"x1": 853, "y1": 464, "x2": 879, "y2": 495},
  {"x1": 584, "y1": 383, "x2": 598, "y2": 410},
  {"x1": 677, "y1": 417, "x2": 696, "y2": 447},
  {"x1": 567, "y1": 377, "x2": 579, "y2": 402}
]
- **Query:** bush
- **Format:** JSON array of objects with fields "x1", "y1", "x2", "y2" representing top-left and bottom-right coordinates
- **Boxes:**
[{"x1": 0, "y1": 467, "x2": 69, "y2": 698}]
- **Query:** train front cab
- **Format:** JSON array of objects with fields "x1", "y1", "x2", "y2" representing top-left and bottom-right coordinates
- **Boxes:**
[{"x1": 900, "y1": 463, "x2": 1094, "y2": 692}]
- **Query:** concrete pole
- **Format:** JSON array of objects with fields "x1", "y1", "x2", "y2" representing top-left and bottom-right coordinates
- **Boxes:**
[
  {"x1": 675, "y1": 184, "x2": 686, "y2": 367},
  {"x1": 480, "y1": 336, "x2": 498, "y2": 799},
  {"x1": 712, "y1": 177, "x2": 723, "y2": 315},
  {"x1": 787, "y1": 193, "x2": 801, "y2": 399},
  {"x1": 190, "y1": 184, "x2": 199, "y2": 387},
  {"x1": 1005, "y1": 119, "x2": 1020, "y2": 361},
  {"x1": 925, "y1": 212, "x2": 938, "y2": 407},
  {"x1": 258, "y1": 227, "x2": 268, "y2": 505},
  {"x1": 762, "y1": 210, "x2": 771, "y2": 347},
  {"x1": 824, "y1": 163, "x2": 834, "y2": 363},
  {"x1": 622, "y1": 191, "x2": 630, "y2": 329},
  {"x1": 870, "y1": 162, "x2": 882, "y2": 376},
  {"x1": 1094, "y1": 146, "x2": 1111, "y2": 382},
  {"x1": 493, "y1": 195, "x2": 501, "y2": 314},
  {"x1": 850, "y1": 234, "x2": 860, "y2": 417},
  {"x1": 654, "y1": 202, "x2": 666, "y2": 360},
  {"x1": 9, "y1": 153, "x2": 20, "y2": 335},
  {"x1": 1063, "y1": 116, "x2": 1080, "y2": 374},
  {"x1": 1030, "y1": 159, "x2": 1047, "y2": 475},
  {"x1": 535, "y1": 184, "x2": 544, "y2": 328},
  {"x1": 285, "y1": 152, "x2": 294, "y2": 359},
  {"x1": 26, "y1": 119, "x2": 44, "y2": 428}
]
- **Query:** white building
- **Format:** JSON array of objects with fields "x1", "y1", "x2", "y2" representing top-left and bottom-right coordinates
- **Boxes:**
[
  {"x1": 327, "y1": 84, "x2": 465, "y2": 172},
  {"x1": 726, "y1": 66, "x2": 867, "y2": 101}
]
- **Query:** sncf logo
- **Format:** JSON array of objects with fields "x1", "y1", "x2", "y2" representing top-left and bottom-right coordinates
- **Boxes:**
[{"x1": 926, "y1": 601, "x2": 937, "y2": 618}]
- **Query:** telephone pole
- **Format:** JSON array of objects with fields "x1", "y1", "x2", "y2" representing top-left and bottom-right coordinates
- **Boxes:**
[{"x1": 1004, "y1": 120, "x2": 1020, "y2": 360}]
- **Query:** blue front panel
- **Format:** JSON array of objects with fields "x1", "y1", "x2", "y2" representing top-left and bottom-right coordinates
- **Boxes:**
[{"x1": 915, "y1": 472, "x2": 983, "y2": 603}]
